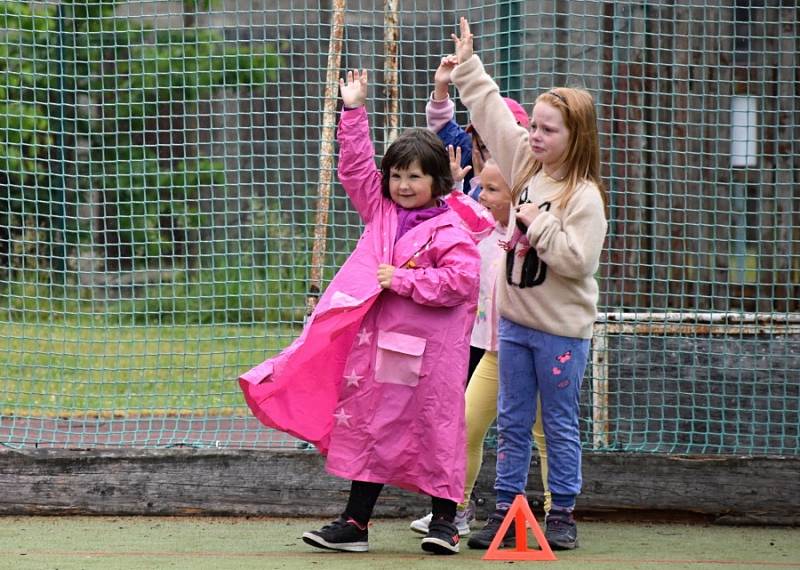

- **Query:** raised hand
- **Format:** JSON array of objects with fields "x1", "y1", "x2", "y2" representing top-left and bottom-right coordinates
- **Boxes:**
[
  {"x1": 448, "y1": 145, "x2": 472, "y2": 184},
  {"x1": 339, "y1": 69, "x2": 368, "y2": 108},
  {"x1": 434, "y1": 55, "x2": 459, "y2": 89},
  {"x1": 451, "y1": 17, "x2": 474, "y2": 64}
]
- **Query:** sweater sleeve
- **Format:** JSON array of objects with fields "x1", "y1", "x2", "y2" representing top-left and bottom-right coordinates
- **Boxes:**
[
  {"x1": 336, "y1": 106, "x2": 385, "y2": 223},
  {"x1": 426, "y1": 93, "x2": 474, "y2": 191},
  {"x1": 451, "y1": 55, "x2": 533, "y2": 195},
  {"x1": 527, "y1": 184, "x2": 607, "y2": 279},
  {"x1": 426, "y1": 92, "x2": 456, "y2": 133}
]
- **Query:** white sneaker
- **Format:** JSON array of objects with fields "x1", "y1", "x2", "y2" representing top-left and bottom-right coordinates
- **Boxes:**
[
  {"x1": 410, "y1": 507, "x2": 473, "y2": 537},
  {"x1": 454, "y1": 505, "x2": 474, "y2": 536},
  {"x1": 410, "y1": 512, "x2": 432, "y2": 534}
]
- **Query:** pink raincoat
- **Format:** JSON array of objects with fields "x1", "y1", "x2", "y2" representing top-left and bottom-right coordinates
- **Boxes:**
[{"x1": 240, "y1": 107, "x2": 480, "y2": 502}]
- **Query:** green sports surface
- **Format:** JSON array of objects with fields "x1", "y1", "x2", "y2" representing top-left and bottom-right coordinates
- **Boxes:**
[{"x1": 1, "y1": 516, "x2": 798, "y2": 570}]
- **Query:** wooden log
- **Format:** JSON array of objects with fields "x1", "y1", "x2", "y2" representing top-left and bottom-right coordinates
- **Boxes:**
[
  {"x1": 771, "y1": 4, "x2": 797, "y2": 313},
  {"x1": 696, "y1": 5, "x2": 727, "y2": 311},
  {"x1": 666, "y1": 6, "x2": 691, "y2": 310},
  {"x1": 646, "y1": 6, "x2": 675, "y2": 310},
  {"x1": 707, "y1": 9, "x2": 735, "y2": 312},
  {"x1": 0, "y1": 447, "x2": 797, "y2": 525},
  {"x1": 598, "y1": 2, "x2": 648, "y2": 310}
]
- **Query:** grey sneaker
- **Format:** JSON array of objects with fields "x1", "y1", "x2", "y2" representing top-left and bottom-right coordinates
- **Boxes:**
[
  {"x1": 302, "y1": 516, "x2": 369, "y2": 552},
  {"x1": 466, "y1": 509, "x2": 514, "y2": 550},
  {"x1": 545, "y1": 510, "x2": 578, "y2": 550}
]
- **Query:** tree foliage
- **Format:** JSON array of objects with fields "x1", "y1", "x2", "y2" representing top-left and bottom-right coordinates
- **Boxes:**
[{"x1": 0, "y1": 0, "x2": 280, "y2": 271}]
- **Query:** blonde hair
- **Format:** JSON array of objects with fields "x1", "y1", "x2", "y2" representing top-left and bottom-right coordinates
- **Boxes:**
[{"x1": 511, "y1": 88, "x2": 606, "y2": 210}]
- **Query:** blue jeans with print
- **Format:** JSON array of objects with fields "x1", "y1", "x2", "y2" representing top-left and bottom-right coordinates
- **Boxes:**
[{"x1": 495, "y1": 317, "x2": 589, "y2": 509}]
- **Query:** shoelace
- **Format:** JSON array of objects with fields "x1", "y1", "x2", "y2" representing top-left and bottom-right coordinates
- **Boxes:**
[
  {"x1": 321, "y1": 517, "x2": 362, "y2": 532},
  {"x1": 547, "y1": 517, "x2": 574, "y2": 531},
  {"x1": 321, "y1": 519, "x2": 347, "y2": 531},
  {"x1": 487, "y1": 513, "x2": 506, "y2": 526}
]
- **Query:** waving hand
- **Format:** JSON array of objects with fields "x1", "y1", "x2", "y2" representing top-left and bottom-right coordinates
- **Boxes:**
[{"x1": 339, "y1": 69, "x2": 368, "y2": 108}]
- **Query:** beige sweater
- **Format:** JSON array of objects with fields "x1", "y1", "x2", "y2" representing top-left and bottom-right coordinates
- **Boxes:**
[{"x1": 452, "y1": 55, "x2": 607, "y2": 339}]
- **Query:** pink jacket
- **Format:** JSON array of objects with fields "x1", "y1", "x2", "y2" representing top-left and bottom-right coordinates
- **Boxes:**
[
  {"x1": 470, "y1": 224, "x2": 506, "y2": 351},
  {"x1": 240, "y1": 107, "x2": 480, "y2": 501}
]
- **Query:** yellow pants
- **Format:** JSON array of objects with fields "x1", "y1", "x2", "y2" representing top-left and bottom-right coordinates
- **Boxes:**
[{"x1": 459, "y1": 350, "x2": 551, "y2": 512}]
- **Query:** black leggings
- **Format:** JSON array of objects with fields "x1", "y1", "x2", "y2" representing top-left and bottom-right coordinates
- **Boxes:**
[
  {"x1": 344, "y1": 480, "x2": 456, "y2": 526},
  {"x1": 341, "y1": 349, "x2": 482, "y2": 526},
  {"x1": 467, "y1": 345, "x2": 485, "y2": 386}
]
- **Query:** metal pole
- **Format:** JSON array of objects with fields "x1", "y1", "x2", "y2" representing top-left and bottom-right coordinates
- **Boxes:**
[
  {"x1": 383, "y1": 0, "x2": 399, "y2": 149},
  {"x1": 306, "y1": 0, "x2": 347, "y2": 317}
]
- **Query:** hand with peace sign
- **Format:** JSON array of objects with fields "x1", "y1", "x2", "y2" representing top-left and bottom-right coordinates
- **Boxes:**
[{"x1": 451, "y1": 17, "x2": 474, "y2": 64}]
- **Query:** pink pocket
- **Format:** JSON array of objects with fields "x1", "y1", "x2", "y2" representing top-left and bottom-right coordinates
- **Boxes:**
[{"x1": 374, "y1": 330, "x2": 427, "y2": 386}]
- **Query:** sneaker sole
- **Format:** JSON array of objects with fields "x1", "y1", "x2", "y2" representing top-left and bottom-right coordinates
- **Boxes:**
[
  {"x1": 467, "y1": 537, "x2": 515, "y2": 550},
  {"x1": 421, "y1": 537, "x2": 460, "y2": 555},
  {"x1": 412, "y1": 523, "x2": 471, "y2": 537},
  {"x1": 301, "y1": 532, "x2": 369, "y2": 552},
  {"x1": 548, "y1": 538, "x2": 579, "y2": 551}
]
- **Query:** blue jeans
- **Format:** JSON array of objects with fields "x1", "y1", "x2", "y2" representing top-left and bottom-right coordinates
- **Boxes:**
[{"x1": 495, "y1": 317, "x2": 589, "y2": 509}]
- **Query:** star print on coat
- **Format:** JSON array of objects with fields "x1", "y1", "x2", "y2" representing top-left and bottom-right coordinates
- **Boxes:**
[
  {"x1": 239, "y1": 106, "x2": 480, "y2": 502},
  {"x1": 356, "y1": 329, "x2": 373, "y2": 346},
  {"x1": 333, "y1": 408, "x2": 351, "y2": 427},
  {"x1": 344, "y1": 370, "x2": 363, "y2": 388}
]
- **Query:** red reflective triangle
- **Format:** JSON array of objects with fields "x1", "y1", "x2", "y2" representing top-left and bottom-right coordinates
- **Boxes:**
[{"x1": 482, "y1": 494, "x2": 557, "y2": 561}]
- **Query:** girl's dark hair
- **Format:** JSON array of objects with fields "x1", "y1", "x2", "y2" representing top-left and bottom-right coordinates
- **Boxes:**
[{"x1": 380, "y1": 128, "x2": 453, "y2": 200}]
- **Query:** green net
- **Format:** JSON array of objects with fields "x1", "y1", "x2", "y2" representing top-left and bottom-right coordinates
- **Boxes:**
[{"x1": 0, "y1": 1, "x2": 797, "y2": 455}]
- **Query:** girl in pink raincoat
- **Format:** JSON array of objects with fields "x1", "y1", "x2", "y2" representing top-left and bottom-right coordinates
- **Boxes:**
[{"x1": 240, "y1": 70, "x2": 480, "y2": 555}]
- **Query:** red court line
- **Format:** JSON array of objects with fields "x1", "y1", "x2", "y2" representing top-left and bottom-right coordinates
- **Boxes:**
[
  {"x1": 4, "y1": 550, "x2": 799, "y2": 566},
  {"x1": 576, "y1": 556, "x2": 799, "y2": 567}
]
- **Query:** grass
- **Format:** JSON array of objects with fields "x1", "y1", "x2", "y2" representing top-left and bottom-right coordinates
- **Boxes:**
[{"x1": 0, "y1": 322, "x2": 299, "y2": 416}]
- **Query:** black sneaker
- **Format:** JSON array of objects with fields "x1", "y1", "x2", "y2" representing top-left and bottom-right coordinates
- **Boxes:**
[
  {"x1": 466, "y1": 509, "x2": 514, "y2": 549},
  {"x1": 421, "y1": 519, "x2": 460, "y2": 555},
  {"x1": 545, "y1": 510, "x2": 578, "y2": 550},
  {"x1": 302, "y1": 516, "x2": 369, "y2": 552}
]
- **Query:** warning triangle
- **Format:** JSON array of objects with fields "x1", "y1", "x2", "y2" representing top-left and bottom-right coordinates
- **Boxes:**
[{"x1": 482, "y1": 494, "x2": 557, "y2": 561}]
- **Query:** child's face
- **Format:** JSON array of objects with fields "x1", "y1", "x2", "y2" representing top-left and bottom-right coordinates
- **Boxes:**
[
  {"x1": 388, "y1": 160, "x2": 437, "y2": 209},
  {"x1": 478, "y1": 163, "x2": 512, "y2": 226},
  {"x1": 530, "y1": 101, "x2": 570, "y2": 175}
]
